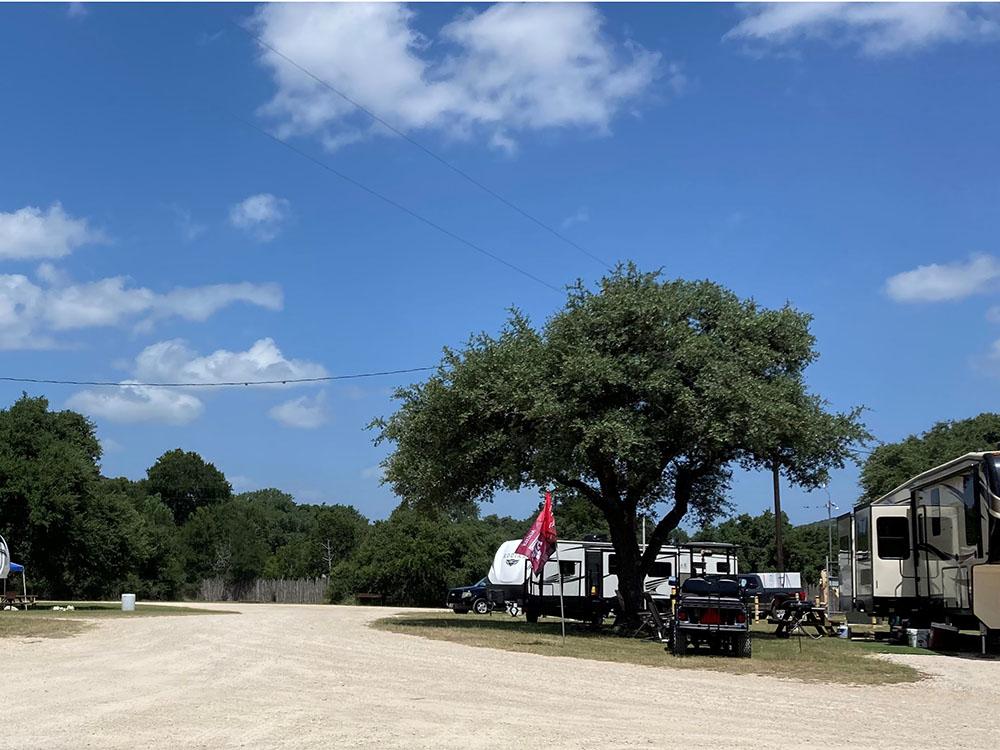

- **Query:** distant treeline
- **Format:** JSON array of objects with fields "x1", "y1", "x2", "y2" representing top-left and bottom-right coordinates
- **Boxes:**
[{"x1": 2, "y1": 395, "x2": 843, "y2": 605}]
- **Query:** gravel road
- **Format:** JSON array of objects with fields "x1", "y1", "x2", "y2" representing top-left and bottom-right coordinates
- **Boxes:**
[{"x1": 2, "y1": 603, "x2": 997, "y2": 749}]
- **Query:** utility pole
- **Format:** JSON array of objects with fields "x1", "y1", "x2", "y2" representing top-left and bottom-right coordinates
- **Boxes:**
[
  {"x1": 773, "y1": 461, "x2": 784, "y2": 572},
  {"x1": 824, "y1": 485, "x2": 835, "y2": 581}
]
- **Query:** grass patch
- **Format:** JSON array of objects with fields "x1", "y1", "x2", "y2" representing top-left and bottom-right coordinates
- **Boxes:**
[
  {"x1": 373, "y1": 612, "x2": 926, "y2": 686},
  {"x1": 0, "y1": 601, "x2": 234, "y2": 640}
]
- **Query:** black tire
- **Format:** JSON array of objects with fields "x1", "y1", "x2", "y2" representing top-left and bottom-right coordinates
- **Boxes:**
[
  {"x1": 453, "y1": 606, "x2": 469, "y2": 614},
  {"x1": 472, "y1": 598, "x2": 490, "y2": 615},
  {"x1": 737, "y1": 634, "x2": 752, "y2": 658},
  {"x1": 673, "y1": 630, "x2": 688, "y2": 655},
  {"x1": 526, "y1": 606, "x2": 540, "y2": 624}
]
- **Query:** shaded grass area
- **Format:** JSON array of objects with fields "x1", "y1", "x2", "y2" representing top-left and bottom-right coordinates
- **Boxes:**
[
  {"x1": 373, "y1": 612, "x2": 927, "y2": 685},
  {"x1": 0, "y1": 602, "x2": 234, "y2": 640}
]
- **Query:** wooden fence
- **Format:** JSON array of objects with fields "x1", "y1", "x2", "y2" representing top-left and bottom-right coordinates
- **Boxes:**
[{"x1": 196, "y1": 577, "x2": 328, "y2": 604}]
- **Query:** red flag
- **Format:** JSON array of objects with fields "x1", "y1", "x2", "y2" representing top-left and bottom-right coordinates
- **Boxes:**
[{"x1": 516, "y1": 491, "x2": 558, "y2": 575}]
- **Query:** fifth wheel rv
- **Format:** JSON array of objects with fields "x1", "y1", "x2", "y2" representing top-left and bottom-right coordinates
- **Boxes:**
[
  {"x1": 839, "y1": 451, "x2": 1000, "y2": 637},
  {"x1": 486, "y1": 537, "x2": 738, "y2": 623}
]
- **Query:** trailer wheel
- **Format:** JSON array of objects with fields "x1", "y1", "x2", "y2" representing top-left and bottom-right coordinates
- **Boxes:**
[
  {"x1": 525, "y1": 604, "x2": 540, "y2": 623},
  {"x1": 472, "y1": 598, "x2": 490, "y2": 615},
  {"x1": 736, "y1": 634, "x2": 752, "y2": 658},
  {"x1": 673, "y1": 631, "x2": 688, "y2": 655}
]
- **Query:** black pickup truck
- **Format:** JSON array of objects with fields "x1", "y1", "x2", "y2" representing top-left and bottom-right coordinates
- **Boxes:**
[
  {"x1": 737, "y1": 573, "x2": 806, "y2": 617},
  {"x1": 445, "y1": 578, "x2": 491, "y2": 614}
]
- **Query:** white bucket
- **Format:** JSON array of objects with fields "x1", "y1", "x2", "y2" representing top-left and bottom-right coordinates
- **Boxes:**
[
  {"x1": 837, "y1": 624, "x2": 850, "y2": 639},
  {"x1": 906, "y1": 628, "x2": 929, "y2": 648},
  {"x1": 121, "y1": 593, "x2": 136, "y2": 612}
]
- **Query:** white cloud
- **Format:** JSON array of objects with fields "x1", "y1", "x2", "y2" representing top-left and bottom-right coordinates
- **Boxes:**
[
  {"x1": 561, "y1": 207, "x2": 590, "y2": 229},
  {"x1": 67, "y1": 338, "x2": 327, "y2": 425},
  {"x1": 885, "y1": 254, "x2": 1000, "y2": 303},
  {"x1": 229, "y1": 193, "x2": 290, "y2": 241},
  {"x1": 67, "y1": 384, "x2": 204, "y2": 425},
  {"x1": 726, "y1": 3, "x2": 1000, "y2": 56},
  {"x1": 0, "y1": 203, "x2": 105, "y2": 260},
  {"x1": 269, "y1": 391, "x2": 330, "y2": 429},
  {"x1": 133, "y1": 337, "x2": 327, "y2": 385},
  {"x1": 0, "y1": 268, "x2": 282, "y2": 349},
  {"x1": 252, "y1": 3, "x2": 661, "y2": 152}
]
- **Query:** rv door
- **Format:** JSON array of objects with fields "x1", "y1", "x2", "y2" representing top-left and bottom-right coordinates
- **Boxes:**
[
  {"x1": 871, "y1": 505, "x2": 916, "y2": 600},
  {"x1": 836, "y1": 513, "x2": 853, "y2": 612},
  {"x1": 854, "y1": 507, "x2": 873, "y2": 611}
]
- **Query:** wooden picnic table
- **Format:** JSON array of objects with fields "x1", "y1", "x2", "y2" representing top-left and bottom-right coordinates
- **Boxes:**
[{"x1": 771, "y1": 603, "x2": 840, "y2": 638}]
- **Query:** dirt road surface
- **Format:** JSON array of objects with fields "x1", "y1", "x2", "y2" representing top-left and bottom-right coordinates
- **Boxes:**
[{"x1": 2, "y1": 603, "x2": 997, "y2": 749}]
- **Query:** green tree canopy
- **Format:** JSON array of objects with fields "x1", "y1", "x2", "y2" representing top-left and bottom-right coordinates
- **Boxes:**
[
  {"x1": 146, "y1": 448, "x2": 232, "y2": 524},
  {"x1": 860, "y1": 413, "x2": 1000, "y2": 503},
  {"x1": 337, "y1": 505, "x2": 514, "y2": 606},
  {"x1": 374, "y1": 266, "x2": 868, "y2": 620},
  {"x1": 0, "y1": 395, "x2": 182, "y2": 598}
]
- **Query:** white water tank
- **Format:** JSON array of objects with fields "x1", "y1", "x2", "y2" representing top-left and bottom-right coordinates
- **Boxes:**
[{"x1": 121, "y1": 593, "x2": 136, "y2": 612}]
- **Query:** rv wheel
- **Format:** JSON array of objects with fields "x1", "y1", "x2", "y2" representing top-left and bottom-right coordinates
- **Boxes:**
[
  {"x1": 472, "y1": 598, "x2": 490, "y2": 615},
  {"x1": 673, "y1": 632, "x2": 688, "y2": 655},
  {"x1": 526, "y1": 606, "x2": 540, "y2": 624}
]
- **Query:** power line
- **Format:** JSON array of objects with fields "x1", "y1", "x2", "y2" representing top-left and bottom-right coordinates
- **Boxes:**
[
  {"x1": 233, "y1": 21, "x2": 613, "y2": 272},
  {"x1": 232, "y1": 114, "x2": 562, "y2": 294},
  {"x1": 0, "y1": 366, "x2": 436, "y2": 389}
]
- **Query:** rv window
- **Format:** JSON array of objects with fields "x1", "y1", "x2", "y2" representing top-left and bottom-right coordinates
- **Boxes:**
[
  {"x1": 839, "y1": 535, "x2": 851, "y2": 554},
  {"x1": 856, "y1": 515, "x2": 869, "y2": 551},
  {"x1": 692, "y1": 562, "x2": 705, "y2": 574},
  {"x1": 716, "y1": 562, "x2": 731, "y2": 573},
  {"x1": 876, "y1": 516, "x2": 910, "y2": 560},
  {"x1": 649, "y1": 561, "x2": 672, "y2": 578},
  {"x1": 964, "y1": 475, "x2": 982, "y2": 548},
  {"x1": 559, "y1": 561, "x2": 577, "y2": 578},
  {"x1": 607, "y1": 555, "x2": 617, "y2": 575}
]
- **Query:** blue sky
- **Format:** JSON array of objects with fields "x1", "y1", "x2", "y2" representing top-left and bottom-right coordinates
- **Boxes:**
[{"x1": 1, "y1": 3, "x2": 999, "y2": 525}]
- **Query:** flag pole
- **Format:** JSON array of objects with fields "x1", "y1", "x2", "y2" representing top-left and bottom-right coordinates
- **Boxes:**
[{"x1": 549, "y1": 489, "x2": 566, "y2": 642}]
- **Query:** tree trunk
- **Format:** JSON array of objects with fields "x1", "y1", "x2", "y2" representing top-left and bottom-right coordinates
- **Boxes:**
[
  {"x1": 556, "y1": 469, "x2": 698, "y2": 627},
  {"x1": 605, "y1": 505, "x2": 644, "y2": 626}
]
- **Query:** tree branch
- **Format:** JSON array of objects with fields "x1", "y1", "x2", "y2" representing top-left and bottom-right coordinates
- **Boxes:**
[
  {"x1": 639, "y1": 466, "x2": 698, "y2": 573},
  {"x1": 553, "y1": 474, "x2": 608, "y2": 513}
]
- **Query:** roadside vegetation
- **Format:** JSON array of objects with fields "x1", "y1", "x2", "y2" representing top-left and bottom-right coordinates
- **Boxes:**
[{"x1": 374, "y1": 613, "x2": 926, "y2": 685}]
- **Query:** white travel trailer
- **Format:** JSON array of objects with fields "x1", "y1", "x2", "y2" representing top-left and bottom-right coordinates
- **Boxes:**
[
  {"x1": 838, "y1": 451, "x2": 1000, "y2": 636},
  {"x1": 487, "y1": 537, "x2": 738, "y2": 622}
]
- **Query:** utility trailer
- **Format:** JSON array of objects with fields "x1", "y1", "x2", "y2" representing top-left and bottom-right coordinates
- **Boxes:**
[
  {"x1": 838, "y1": 451, "x2": 1000, "y2": 644},
  {"x1": 486, "y1": 537, "x2": 738, "y2": 624}
]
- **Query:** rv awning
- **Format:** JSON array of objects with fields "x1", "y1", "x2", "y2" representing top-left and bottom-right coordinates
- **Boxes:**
[{"x1": 9, "y1": 562, "x2": 23, "y2": 573}]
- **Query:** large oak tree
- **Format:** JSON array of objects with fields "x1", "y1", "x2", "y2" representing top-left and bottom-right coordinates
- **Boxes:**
[{"x1": 373, "y1": 266, "x2": 868, "y2": 621}]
